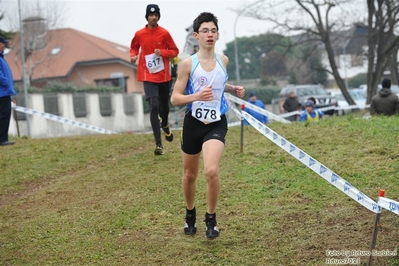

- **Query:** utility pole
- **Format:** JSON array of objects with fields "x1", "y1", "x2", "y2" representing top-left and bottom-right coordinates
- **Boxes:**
[
  {"x1": 18, "y1": 0, "x2": 31, "y2": 136},
  {"x1": 233, "y1": 0, "x2": 263, "y2": 84}
]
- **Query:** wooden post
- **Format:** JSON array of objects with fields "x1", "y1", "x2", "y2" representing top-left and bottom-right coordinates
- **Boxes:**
[
  {"x1": 368, "y1": 189, "x2": 385, "y2": 266},
  {"x1": 12, "y1": 100, "x2": 20, "y2": 137},
  {"x1": 240, "y1": 104, "x2": 245, "y2": 153}
]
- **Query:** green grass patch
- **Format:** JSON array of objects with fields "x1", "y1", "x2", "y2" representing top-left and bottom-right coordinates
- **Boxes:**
[{"x1": 1, "y1": 113, "x2": 399, "y2": 265}]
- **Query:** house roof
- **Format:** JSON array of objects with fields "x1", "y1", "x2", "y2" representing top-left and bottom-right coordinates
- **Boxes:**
[
  {"x1": 289, "y1": 23, "x2": 368, "y2": 56},
  {"x1": 5, "y1": 28, "x2": 134, "y2": 81}
]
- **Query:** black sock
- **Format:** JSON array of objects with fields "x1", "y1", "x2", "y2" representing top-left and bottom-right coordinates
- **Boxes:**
[
  {"x1": 186, "y1": 207, "x2": 196, "y2": 216},
  {"x1": 206, "y1": 212, "x2": 216, "y2": 219}
]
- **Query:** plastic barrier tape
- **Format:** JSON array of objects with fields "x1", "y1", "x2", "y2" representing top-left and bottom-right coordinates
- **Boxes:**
[
  {"x1": 12, "y1": 104, "x2": 117, "y2": 135},
  {"x1": 280, "y1": 105, "x2": 371, "y2": 118},
  {"x1": 378, "y1": 197, "x2": 399, "y2": 216},
  {"x1": 225, "y1": 93, "x2": 291, "y2": 124},
  {"x1": 240, "y1": 109, "x2": 381, "y2": 214}
]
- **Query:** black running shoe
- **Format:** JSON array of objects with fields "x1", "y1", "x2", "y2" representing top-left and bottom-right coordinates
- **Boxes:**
[
  {"x1": 184, "y1": 212, "x2": 197, "y2": 235},
  {"x1": 162, "y1": 125, "x2": 173, "y2": 142},
  {"x1": 154, "y1": 145, "x2": 164, "y2": 155},
  {"x1": 204, "y1": 213, "x2": 219, "y2": 240}
]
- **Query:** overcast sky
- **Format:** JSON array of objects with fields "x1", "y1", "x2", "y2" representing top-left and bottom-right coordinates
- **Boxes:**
[
  {"x1": 1, "y1": 0, "x2": 276, "y2": 55},
  {"x1": 1, "y1": 0, "x2": 368, "y2": 57}
]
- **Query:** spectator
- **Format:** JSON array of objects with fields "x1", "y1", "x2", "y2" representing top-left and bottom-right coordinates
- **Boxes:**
[
  {"x1": 244, "y1": 91, "x2": 268, "y2": 125},
  {"x1": 299, "y1": 100, "x2": 324, "y2": 122},
  {"x1": 170, "y1": 56, "x2": 179, "y2": 79},
  {"x1": 370, "y1": 78, "x2": 399, "y2": 116},
  {"x1": 0, "y1": 36, "x2": 16, "y2": 146},
  {"x1": 307, "y1": 96, "x2": 324, "y2": 114},
  {"x1": 282, "y1": 91, "x2": 300, "y2": 121},
  {"x1": 169, "y1": 56, "x2": 179, "y2": 91}
]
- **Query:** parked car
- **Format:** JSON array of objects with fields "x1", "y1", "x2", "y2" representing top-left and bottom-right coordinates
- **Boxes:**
[
  {"x1": 348, "y1": 89, "x2": 367, "y2": 105},
  {"x1": 358, "y1": 84, "x2": 367, "y2": 91},
  {"x1": 329, "y1": 90, "x2": 367, "y2": 116},
  {"x1": 358, "y1": 84, "x2": 382, "y2": 93},
  {"x1": 328, "y1": 91, "x2": 350, "y2": 116},
  {"x1": 279, "y1": 84, "x2": 337, "y2": 115}
]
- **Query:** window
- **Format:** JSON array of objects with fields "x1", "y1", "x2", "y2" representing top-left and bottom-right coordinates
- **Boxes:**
[
  {"x1": 50, "y1": 47, "x2": 61, "y2": 55},
  {"x1": 98, "y1": 93, "x2": 112, "y2": 117},
  {"x1": 95, "y1": 77, "x2": 127, "y2": 92},
  {"x1": 43, "y1": 93, "x2": 60, "y2": 116},
  {"x1": 73, "y1": 93, "x2": 87, "y2": 117},
  {"x1": 123, "y1": 94, "x2": 135, "y2": 115}
]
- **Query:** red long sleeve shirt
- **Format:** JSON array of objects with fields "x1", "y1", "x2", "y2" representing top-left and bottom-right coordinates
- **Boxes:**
[{"x1": 130, "y1": 25, "x2": 179, "y2": 83}]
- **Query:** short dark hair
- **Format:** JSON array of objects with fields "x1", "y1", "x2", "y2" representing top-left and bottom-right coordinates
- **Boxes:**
[
  {"x1": 307, "y1": 97, "x2": 316, "y2": 105},
  {"x1": 193, "y1": 12, "x2": 219, "y2": 33},
  {"x1": 382, "y1": 78, "x2": 391, "y2": 89}
]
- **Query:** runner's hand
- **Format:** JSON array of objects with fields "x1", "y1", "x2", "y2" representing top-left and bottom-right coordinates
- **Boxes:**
[
  {"x1": 130, "y1": 56, "x2": 138, "y2": 64},
  {"x1": 198, "y1": 86, "x2": 213, "y2": 101},
  {"x1": 233, "y1": 85, "x2": 245, "y2": 98}
]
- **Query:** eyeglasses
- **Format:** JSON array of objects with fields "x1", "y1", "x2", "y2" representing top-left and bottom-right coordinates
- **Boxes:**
[{"x1": 198, "y1": 28, "x2": 218, "y2": 34}]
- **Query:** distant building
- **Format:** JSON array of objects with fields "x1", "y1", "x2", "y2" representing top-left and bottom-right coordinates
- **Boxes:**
[
  {"x1": 5, "y1": 27, "x2": 142, "y2": 93},
  {"x1": 328, "y1": 23, "x2": 369, "y2": 82},
  {"x1": 291, "y1": 23, "x2": 370, "y2": 84}
]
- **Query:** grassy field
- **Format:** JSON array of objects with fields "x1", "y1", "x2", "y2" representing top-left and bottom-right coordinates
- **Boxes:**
[{"x1": 1, "y1": 113, "x2": 399, "y2": 265}]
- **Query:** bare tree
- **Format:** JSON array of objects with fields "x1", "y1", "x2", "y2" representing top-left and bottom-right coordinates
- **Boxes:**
[
  {"x1": 246, "y1": 0, "x2": 359, "y2": 105},
  {"x1": 0, "y1": 1, "x2": 15, "y2": 40},
  {"x1": 386, "y1": 49, "x2": 399, "y2": 85},
  {"x1": 3, "y1": 0, "x2": 67, "y2": 31},
  {"x1": 366, "y1": 0, "x2": 399, "y2": 101},
  {"x1": 2, "y1": 0, "x2": 68, "y2": 86},
  {"x1": 248, "y1": 0, "x2": 399, "y2": 104}
]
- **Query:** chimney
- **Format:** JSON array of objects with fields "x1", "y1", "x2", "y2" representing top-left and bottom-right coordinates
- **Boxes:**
[{"x1": 22, "y1": 16, "x2": 48, "y2": 52}]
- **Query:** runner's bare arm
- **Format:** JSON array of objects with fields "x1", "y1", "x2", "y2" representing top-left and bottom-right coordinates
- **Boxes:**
[{"x1": 218, "y1": 54, "x2": 245, "y2": 98}]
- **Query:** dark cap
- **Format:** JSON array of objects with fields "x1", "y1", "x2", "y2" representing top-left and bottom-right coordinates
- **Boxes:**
[
  {"x1": 249, "y1": 91, "x2": 256, "y2": 97},
  {"x1": 305, "y1": 100, "x2": 314, "y2": 107},
  {"x1": 382, "y1": 78, "x2": 391, "y2": 89},
  {"x1": 0, "y1": 36, "x2": 9, "y2": 44},
  {"x1": 145, "y1": 4, "x2": 160, "y2": 20}
]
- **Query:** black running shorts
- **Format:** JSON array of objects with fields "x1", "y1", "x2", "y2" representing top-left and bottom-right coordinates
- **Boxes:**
[
  {"x1": 143, "y1": 81, "x2": 170, "y2": 100},
  {"x1": 181, "y1": 112, "x2": 228, "y2": 155}
]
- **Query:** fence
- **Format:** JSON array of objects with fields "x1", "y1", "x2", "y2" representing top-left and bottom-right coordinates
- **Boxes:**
[{"x1": 10, "y1": 92, "x2": 145, "y2": 138}]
